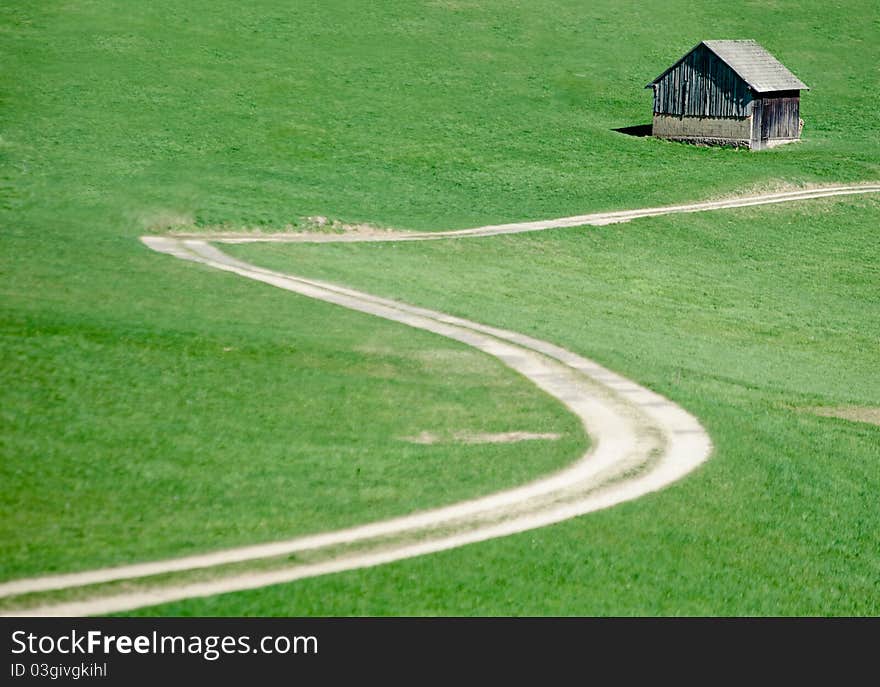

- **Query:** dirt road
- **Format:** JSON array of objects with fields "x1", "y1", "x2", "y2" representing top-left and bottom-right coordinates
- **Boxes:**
[{"x1": 4, "y1": 183, "x2": 876, "y2": 616}]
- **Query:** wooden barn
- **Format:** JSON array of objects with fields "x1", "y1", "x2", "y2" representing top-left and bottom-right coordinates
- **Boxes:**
[{"x1": 646, "y1": 40, "x2": 809, "y2": 150}]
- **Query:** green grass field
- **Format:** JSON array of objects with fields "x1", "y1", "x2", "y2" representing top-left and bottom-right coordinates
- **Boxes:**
[
  {"x1": 2, "y1": 0, "x2": 878, "y2": 614},
  {"x1": 0, "y1": 288, "x2": 584, "y2": 579},
  {"x1": 139, "y1": 197, "x2": 876, "y2": 616}
]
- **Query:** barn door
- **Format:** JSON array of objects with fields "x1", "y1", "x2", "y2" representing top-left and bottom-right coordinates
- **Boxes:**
[
  {"x1": 751, "y1": 99, "x2": 764, "y2": 148},
  {"x1": 761, "y1": 102, "x2": 772, "y2": 140}
]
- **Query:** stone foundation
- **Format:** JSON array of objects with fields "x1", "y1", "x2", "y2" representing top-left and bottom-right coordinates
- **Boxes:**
[{"x1": 652, "y1": 114, "x2": 751, "y2": 147}]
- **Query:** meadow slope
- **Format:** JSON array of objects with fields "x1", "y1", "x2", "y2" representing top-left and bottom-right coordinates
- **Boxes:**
[
  {"x1": 139, "y1": 196, "x2": 880, "y2": 616},
  {"x1": 2, "y1": 0, "x2": 878, "y2": 613}
]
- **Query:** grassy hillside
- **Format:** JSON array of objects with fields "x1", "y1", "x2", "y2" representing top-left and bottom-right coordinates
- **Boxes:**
[
  {"x1": 139, "y1": 197, "x2": 880, "y2": 616},
  {"x1": 0, "y1": 289, "x2": 584, "y2": 579},
  {"x1": 2, "y1": 0, "x2": 878, "y2": 611}
]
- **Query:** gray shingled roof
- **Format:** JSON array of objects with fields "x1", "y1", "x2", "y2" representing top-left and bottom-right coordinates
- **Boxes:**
[
  {"x1": 648, "y1": 39, "x2": 809, "y2": 93},
  {"x1": 703, "y1": 40, "x2": 808, "y2": 92}
]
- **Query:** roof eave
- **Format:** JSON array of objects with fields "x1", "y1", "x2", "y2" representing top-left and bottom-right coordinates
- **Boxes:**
[
  {"x1": 752, "y1": 85, "x2": 811, "y2": 93},
  {"x1": 645, "y1": 40, "x2": 706, "y2": 88}
]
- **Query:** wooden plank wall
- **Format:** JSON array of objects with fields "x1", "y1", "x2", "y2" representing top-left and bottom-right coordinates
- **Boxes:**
[{"x1": 653, "y1": 44, "x2": 753, "y2": 117}]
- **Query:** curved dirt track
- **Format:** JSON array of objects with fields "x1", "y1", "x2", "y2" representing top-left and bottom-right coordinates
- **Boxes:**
[
  {"x1": 3, "y1": 184, "x2": 877, "y2": 616},
  {"x1": 175, "y1": 183, "x2": 880, "y2": 242}
]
